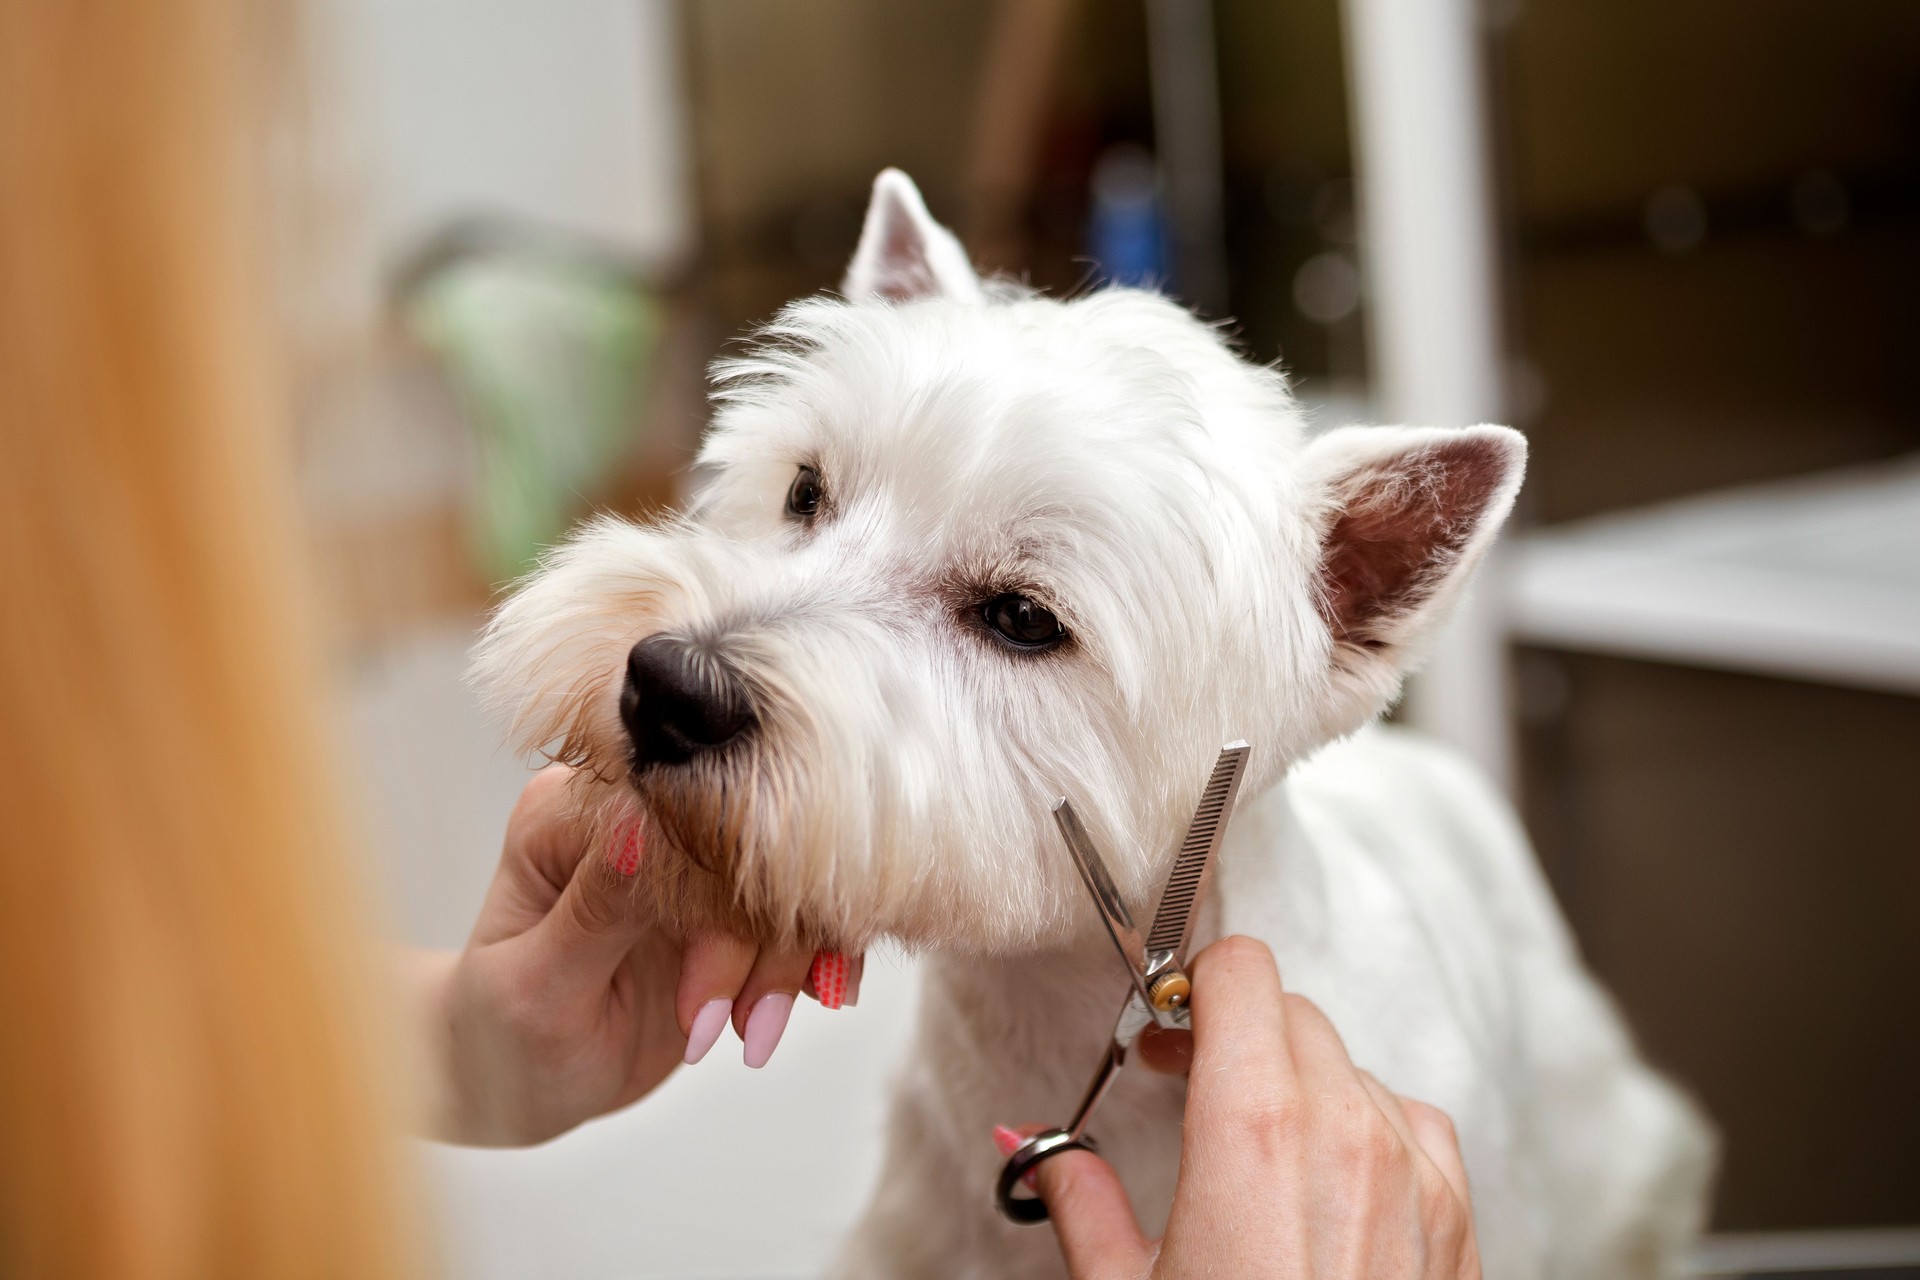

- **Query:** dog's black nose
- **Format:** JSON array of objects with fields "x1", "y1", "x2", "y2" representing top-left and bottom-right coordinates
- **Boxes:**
[{"x1": 620, "y1": 633, "x2": 756, "y2": 767}]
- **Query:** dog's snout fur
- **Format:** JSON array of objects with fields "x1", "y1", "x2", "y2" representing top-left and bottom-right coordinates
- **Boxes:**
[{"x1": 621, "y1": 633, "x2": 756, "y2": 768}]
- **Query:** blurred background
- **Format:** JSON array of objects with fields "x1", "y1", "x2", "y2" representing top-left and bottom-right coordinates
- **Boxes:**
[{"x1": 290, "y1": 1, "x2": 1918, "y2": 1276}]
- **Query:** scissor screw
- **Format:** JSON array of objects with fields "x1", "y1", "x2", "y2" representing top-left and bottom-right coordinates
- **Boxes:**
[{"x1": 1148, "y1": 970, "x2": 1192, "y2": 1011}]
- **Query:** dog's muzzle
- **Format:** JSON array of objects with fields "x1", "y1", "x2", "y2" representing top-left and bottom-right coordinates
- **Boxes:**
[{"x1": 620, "y1": 633, "x2": 756, "y2": 769}]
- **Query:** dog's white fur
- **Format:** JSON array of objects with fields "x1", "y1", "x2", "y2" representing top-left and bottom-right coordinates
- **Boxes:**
[{"x1": 474, "y1": 169, "x2": 1713, "y2": 1279}]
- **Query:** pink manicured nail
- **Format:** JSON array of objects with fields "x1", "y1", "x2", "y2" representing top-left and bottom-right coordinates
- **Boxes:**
[
  {"x1": 742, "y1": 992, "x2": 794, "y2": 1069},
  {"x1": 609, "y1": 822, "x2": 643, "y2": 877},
  {"x1": 809, "y1": 951, "x2": 851, "y2": 1009},
  {"x1": 683, "y1": 998, "x2": 731, "y2": 1065}
]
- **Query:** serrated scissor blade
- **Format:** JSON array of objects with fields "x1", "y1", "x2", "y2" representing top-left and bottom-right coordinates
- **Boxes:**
[{"x1": 1143, "y1": 741, "x2": 1251, "y2": 966}]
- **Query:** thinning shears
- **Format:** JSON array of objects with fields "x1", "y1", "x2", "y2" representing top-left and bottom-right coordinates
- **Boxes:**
[{"x1": 995, "y1": 740, "x2": 1252, "y2": 1224}]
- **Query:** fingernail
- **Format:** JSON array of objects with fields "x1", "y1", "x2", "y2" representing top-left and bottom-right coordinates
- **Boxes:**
[
  {"x1": 846, "y1": 954, "x2": 864, "y2": 1007},
  {"x1": 742, "y1": 992, "x2": 794, "y2": 1069},
  {"x1": 609, "y1": 822, "x2": 643, "y2": 877},
  {"x1": 809, "y1": 951, "x2": 851, "y2": 1010},
  {"x1": 683, "y1": 998, "x2": 731, "y2": 1065},
  {"x1": 992, "y1": 1125, "x2": 1039, "y2": 1189}
]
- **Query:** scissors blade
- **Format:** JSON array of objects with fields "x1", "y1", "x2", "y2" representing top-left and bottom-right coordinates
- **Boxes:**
[
  {"x1": 1052, "y1": 798, "x2": 1153, "y2": 1003},
  {"x1": 1143, "y1": 741, "x2": 1251, "y2": 967}
]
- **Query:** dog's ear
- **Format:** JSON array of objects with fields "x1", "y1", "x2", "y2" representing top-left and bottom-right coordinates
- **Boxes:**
[
  {"x1": 843, "y1": 169, "x2": 984, "y2": 304},
  {"x1": 1303, "y1": 424, "x2": 1526, "y2": 694}
]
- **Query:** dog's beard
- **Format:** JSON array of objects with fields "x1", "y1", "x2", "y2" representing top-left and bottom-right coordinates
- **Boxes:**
[
  {"x1": 621, "y1": 738, "x2": 848, "y2": 951},
  {"x1": 565, "y1": 681, "x2": 1086, "y2": 958},
  {"x1": 562, "y1": 649, "x2": 911, "y2": 953}
]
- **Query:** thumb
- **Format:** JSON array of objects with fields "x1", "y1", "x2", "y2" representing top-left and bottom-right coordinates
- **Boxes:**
[
  {"x1": 527, "y1": 822, "x2": 654, "y2": 993},
  {"x1": 1032, "y1": 1147, "x2": 1157, "y2": 1279}
]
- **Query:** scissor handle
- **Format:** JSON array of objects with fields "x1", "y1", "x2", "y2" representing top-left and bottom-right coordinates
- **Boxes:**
[{"x1": 995, "y1": 1128, "x2": 1098, "y2": 1224}]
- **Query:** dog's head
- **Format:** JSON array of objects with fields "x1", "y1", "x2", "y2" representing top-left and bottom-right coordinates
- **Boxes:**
[{"x1": 473, "y1": 170, "x2": 1524, "y2": 956}]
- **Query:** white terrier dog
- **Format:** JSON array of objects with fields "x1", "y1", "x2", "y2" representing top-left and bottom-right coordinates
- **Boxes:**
[{"x1": 474, "y1": 170, "x2": 1713, "y2": 1279}]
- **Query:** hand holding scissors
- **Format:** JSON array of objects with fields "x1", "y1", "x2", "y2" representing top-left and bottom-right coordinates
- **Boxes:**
[{"x1": 1014, "y1": 936, "x2": 1484, "y2": 1279}]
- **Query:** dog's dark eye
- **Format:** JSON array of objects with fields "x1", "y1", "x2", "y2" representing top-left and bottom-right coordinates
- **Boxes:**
[
  {"x1": 786, "y1": 465, "x2": 823, "y2": 518},
  {"x1": 983, "y1": 593, "x2": 1066, "y2": 650}
]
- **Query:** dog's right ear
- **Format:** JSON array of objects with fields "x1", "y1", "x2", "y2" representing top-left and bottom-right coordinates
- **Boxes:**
[{"x1": 843, "y1": 169, "x2": 984, "y2": 305}]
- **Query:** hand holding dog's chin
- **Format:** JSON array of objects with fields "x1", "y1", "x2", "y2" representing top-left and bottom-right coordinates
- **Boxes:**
[
  {"x1": 1032, "y1": 937, "x2": 1482, "y2": 1280},
  {"x1": 408, "y1": 765, "x2": 831, "y2": 1146}
]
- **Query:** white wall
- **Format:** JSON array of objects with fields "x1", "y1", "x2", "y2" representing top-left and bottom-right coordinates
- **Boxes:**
[{"x1": 328, "y1": 0, "x2": 694, "y2": 270}]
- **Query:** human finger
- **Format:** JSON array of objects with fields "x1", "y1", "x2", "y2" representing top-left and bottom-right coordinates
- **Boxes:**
[
  {"x1": 1184, "y1": 936, "x2": 1297, "y2": 1113},
  {"x1": 468, "y1": 765, "x2": 593, "y2": 945},
  {"x1": 521, "y1": 816, "x2": 653, "y2": 996},
  {"x1": 1400, "y1": 1094, "x2": 1475, "y2": 1216},
  {"x1": 1356, "y1": 1069, "x2": 1426, "y2": 1166},
  {"x1": 1136, "y1": 1025, "x2": 1193, "y2": 1075},
  {"x1": 1279, "y1": 992, "x2": 1374, "y2": 1105},
  {"x1": 1024, "y1": 1143, "x2": 1155, "y2": 1279},
  {"x1": 732, "y1": 945, "x2": 813, "y2": 1068},
  {"x1": 1358, "y1": 1074, "x2": 1479, "y2": 1273},
  {"x1": 676, "y1": 931, "x2": 757, "y2": 1065}
]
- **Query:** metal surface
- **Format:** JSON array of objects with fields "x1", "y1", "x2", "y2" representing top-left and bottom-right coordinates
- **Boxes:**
[
  {"x1": 1144, "y1": 740, "x2": 1249, "y2": 962},
  {"x1": 995, "y1": 741, "x2": 1252, "y2": 1225},
  {"x1": 1053, "y1": 799, "x2": 1153, "y2": 1008},
  {"x1": 1065, "y1": 1033, "x2": 1130, "y2": 1142},
  {"x1": 996, "y1": 1128, "x2": 1096, "y2": 1224}
]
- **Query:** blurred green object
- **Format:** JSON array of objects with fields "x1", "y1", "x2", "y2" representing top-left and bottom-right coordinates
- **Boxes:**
[{"x1": 410, "y1": 250, "x2": 659, "y2": 584}]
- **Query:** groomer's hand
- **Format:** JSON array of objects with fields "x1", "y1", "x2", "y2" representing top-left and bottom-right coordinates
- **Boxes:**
[
  {"x1": 1024, "y1": 937, "x2": 1480, "y2": 1279},
  {"x1": 409, "y1": 765, "x2": 859, "y2": 1146}
]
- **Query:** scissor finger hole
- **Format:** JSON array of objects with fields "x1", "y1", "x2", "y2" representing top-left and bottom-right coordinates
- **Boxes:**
[{"x1": 994, "y1": 1129, "x2": 1098, "y2": 1225}]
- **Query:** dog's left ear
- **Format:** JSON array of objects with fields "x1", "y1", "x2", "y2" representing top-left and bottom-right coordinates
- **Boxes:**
[
  {"x1": 1302, "y1": 424, "x2": 1526, "y2": 702},
  {"x1": 843, "y1": 169, "x2": 984, "y2": 305}
]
